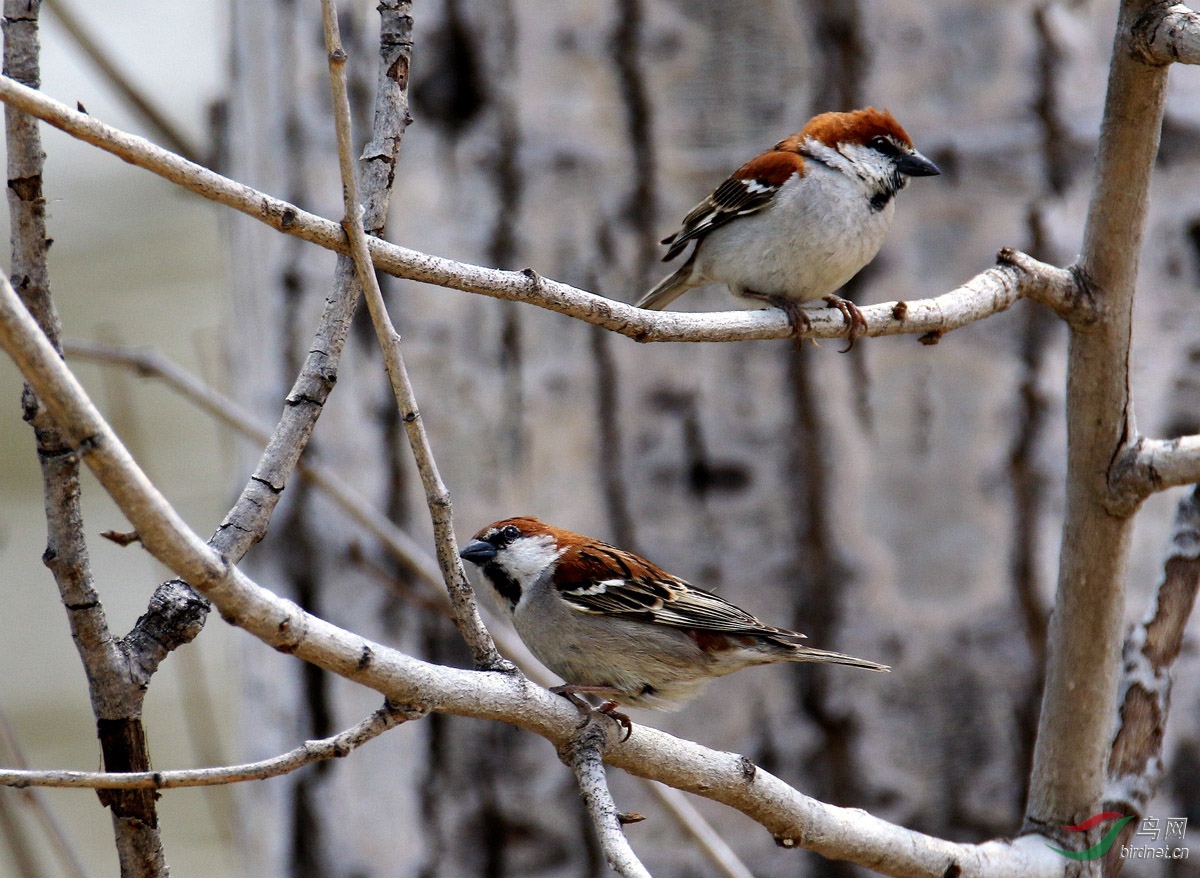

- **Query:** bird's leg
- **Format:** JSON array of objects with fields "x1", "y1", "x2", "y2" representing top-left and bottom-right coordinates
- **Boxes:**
[
  {"x1": 822, "y1": 294, "x2": 869, "y2": 352},
  {"x1": 550, "y1": 684, "x2": 634, "y2": 741},
  {"x1": 741, "y1": 290, "x2": 813, "y2": 349}
]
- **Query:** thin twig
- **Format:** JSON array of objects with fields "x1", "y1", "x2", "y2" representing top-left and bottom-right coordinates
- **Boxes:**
[
  {"x1": 103, "y1": 0, "x2": 415, "y2": 704},
  {"x1": 0, "y1": 790, "x2": 44, "y2": 878},
  {"x1": 642, "y1": 784, "x2": 754, "y2": 878},
  {"x1": 0, "y1": 72, "x2": 1086, "y2": 344},
  {"x1": 319, "y1": 0, "x2": 505, "y2": 670},
  {"x1": 563, "y1": 723, "x2": 652, "y2": 878},
  {"x1": 0, "y1": 702, "x2": 417, "y2": 790},
  {"x1": 61, "y1": 340, "x2": 444, "y2": 588},
  {"x1": 0, "y1": 707, "x2": 91, "y2": 878}
]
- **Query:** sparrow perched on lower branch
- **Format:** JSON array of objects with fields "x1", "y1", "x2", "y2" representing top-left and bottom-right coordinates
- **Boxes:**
[
  {"x1": 460, "y1": 516, "x2": 888, "y2": 736},
  {"x1": 636, "y1": 107, "x2": 940, "y2": 348}
]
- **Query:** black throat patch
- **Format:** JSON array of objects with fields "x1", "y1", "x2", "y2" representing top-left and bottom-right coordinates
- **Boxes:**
[
  {"x1": 482, "y1": 564, "x2": 522, "y2": 609},
  {"x1": 869, "y1": 171, "x2": 904, "y2": 212}
]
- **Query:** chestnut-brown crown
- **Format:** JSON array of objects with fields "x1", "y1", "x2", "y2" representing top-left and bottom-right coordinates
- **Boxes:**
[{"x1": 776, "y1": 107, "x2": 913, "y2": 152}]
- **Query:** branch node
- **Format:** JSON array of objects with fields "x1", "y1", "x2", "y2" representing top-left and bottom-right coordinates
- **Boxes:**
[
  {"x1": 101, "y1": 529, "x2": 141, "y2": 547},
  {"x1": 738, "y1": 755, "x2": 757, "y2": 782},
  {"x1": 521, "y1": 267, "x2": 545, "y2": 291},
  {"x1": 483, "y1": 656, "x2": 520, "y2": 674},
  {"x1": 1130, "y1": 3, "x2": 1200, "y2": 65},
  {"x1": 999, "y1": 247, "x2": 1097, "y2": 323}
]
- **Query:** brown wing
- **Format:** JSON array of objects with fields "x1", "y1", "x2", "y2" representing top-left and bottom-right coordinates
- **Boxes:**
[
  {"x1": 660, "y1": 150, "x2": 806, "y2": 261},
  {"x1": 553, "y1": 543, "x2": 801, "y2": 638}
]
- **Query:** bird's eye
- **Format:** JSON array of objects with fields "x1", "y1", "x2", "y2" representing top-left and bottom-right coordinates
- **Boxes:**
[
  {"x1": 500, "y1": 524, "x2": 521, "y2": 541},
  {"x1": 868, "y1": 135, "x2": 899, "y2": 156}
]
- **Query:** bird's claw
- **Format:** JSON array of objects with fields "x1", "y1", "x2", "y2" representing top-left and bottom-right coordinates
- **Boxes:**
[
  {"x1": 597, "y1": 700, "x2": 634, "y2": 742},
  {"x1": 822, "y1": 295, "x2": 868, "y2": 352},
  {"x1": 551, "y1": 685, "x2": 634, "y2": 741},
  {"x1": 778, "y1": 301, "x2": 815, "y2": 351}
]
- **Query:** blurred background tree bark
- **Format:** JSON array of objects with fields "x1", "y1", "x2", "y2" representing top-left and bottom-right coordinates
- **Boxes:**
[{"x1": 215, "y1": 1, "x2": 1200, "y2": 876}]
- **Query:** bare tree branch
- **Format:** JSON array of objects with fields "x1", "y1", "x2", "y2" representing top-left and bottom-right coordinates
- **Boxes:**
[
  {"x1": 1131, "y1": 2, "x2": 1200, "y2": 65},
  {"x1": 107, "y1": 0, "x2": 414, "y2": 694},
  {"x1": 641, "y1": 785, "x2": 754, "y2": 878},
  {"x1": 320, "y1": 0, "x2": 504, "y2": 670},
  {"x1": 562, "y1": 722, "x2": 651, "y2": 878},
  {"x1": 0, "y1": 702, "x2": 417, "y2": 790},
  {"x1": 0, "y1": 270, "x2": 1068, "y2": 877},
  {"x1": 0, "y1": 72, "x2": 1085, "y2": 345}
]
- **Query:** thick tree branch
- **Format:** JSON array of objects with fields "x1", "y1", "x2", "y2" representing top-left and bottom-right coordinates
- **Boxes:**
[
  {"x1": 320, "y1": 0, "x2": 503, "y2": 670},
  {"x1": 1026, "y1": 0, "x2": 1169, "y2": 840},
  {"x1": 0, "y1": 701, "x2": 417, "y2": 790},
  {"x1": 0, "y1": 271, "x2": 1067, "y2": 878},
  {"x1": 1130, "y1": 2, "x2": 1200, "y2": 64},
  {"x1": 0, "y1": 73, "x2": 1084, "y2": 345},
  {"x1": 562, "y1": 722, "x2": 651, "y2": 878}
]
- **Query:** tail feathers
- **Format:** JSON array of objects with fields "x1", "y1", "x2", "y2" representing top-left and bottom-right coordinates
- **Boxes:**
[
  {"x1": 786, "y1": 645, "x2": 890, "y2": 672},
  {"x1": 635, "y1": 258, "x2": 696, "y2": 311}
]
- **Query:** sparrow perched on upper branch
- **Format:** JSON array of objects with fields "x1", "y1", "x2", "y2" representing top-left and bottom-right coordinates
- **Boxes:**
[
  {"x1": 460, "y1": 516, "x2": 888, "y2": 735},
  {"x1": 636, "y1": 107, "x2": 940, "y2": 347}
]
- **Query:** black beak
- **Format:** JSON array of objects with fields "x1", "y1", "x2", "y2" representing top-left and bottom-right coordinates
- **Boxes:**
[
  {"x1": 460, "y1": 539, "x2": 497, "y2": 565},
  {"x1": 896, "y1": 151, "x2": 941, "y2": 177}
]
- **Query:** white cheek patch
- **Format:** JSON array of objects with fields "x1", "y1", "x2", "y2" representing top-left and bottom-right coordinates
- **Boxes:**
[
  {"x1": 498, "y1": 535, "x2": 565, "y2": 582},
  {"x1": 834, "y1": 142, "x2": 897, "y2": 190}
]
